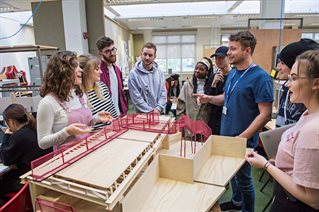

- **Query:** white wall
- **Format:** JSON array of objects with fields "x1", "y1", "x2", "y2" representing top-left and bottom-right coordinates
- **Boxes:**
[
  {"x1": 196, "y1": 28, "x2": 212, "y2": 61},
  {"x1": 0, "y1": 12, "x2": 35, "y2": 83},
  {"x1": 105, "y1": 17, "x2": 131, "y2": 77},
  {"x1": 62, "y1": 0, "x2": 88, "y2": 54}
]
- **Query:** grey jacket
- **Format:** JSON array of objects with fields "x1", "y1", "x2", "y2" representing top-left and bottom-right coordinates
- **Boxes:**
[{"x1": 128, "y1": 60, "x2": 167, "y2": 113}]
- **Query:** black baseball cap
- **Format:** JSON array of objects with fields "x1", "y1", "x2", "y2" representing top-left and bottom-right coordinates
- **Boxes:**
[{"x1": 210, "y1": 46, "x2": 229, "y2": 58}]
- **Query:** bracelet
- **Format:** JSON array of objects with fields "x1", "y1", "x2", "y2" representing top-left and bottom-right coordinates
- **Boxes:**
[{"x1": 263, "y1": 161, "x2": 271, "y2": 170}]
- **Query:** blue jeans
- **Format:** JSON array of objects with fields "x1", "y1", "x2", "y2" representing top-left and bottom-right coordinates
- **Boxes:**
[{"x1": 231, "y1": 161, "x2": 255, "y2": 212}]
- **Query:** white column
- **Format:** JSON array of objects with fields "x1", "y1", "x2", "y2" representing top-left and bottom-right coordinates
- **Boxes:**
[
  {"x1": 211, "y1": 27, "x2": 221, "y2": 46},
  {"x1": 196, "y1": 28, "x2": 211, "y2": 61},
  {"x1": 143, "y1": 30, "x2": 152, "y2": 43},
  {"x1": 62, "y1": 0, "x2": 89, "y2": 54},
  {"x1": 260, "y1": 0, "x2": 285, "y2": 29}
]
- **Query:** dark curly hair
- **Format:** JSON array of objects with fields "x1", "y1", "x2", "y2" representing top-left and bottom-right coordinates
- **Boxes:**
[{"x1": 40, "y1": 51, "x2": 82, "y2": 101}]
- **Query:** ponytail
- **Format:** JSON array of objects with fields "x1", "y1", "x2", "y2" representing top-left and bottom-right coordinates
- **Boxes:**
[
  {"x1": 26, "y1": 112, "x2": 36, "y2": 130},
  {"x1": 3, "y1": 104, "x2": 36, "y2": 131}
]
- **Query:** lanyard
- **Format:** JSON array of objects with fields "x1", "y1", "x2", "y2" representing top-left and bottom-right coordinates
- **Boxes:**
[{"x1": 225, "y1": 63, "x2": 254, "y2": 106}]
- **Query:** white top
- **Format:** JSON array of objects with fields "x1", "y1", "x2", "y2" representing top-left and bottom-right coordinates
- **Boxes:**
[
  {"x1": 108, "y1": 64, "x2": 120, "y2": 116},
  {"x1": 197, "y1": 78, "x2": 206, "y2": 94},
  {"x1": 37, "y1": 90, "x2": 95, "y2": 149}
]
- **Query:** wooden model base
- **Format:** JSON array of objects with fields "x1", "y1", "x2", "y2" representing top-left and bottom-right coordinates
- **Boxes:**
[
  {"x1": 22, "y1": 115, "x2": 247, "y2": 211},
  {"x1": 122, "y1": 155, "x2": 225, "y2": 212},
  {"x1": 23, "y1": 129, "x2": 166, "y2": 210}
]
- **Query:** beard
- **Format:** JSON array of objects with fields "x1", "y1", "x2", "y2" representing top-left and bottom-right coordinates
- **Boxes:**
[
  {"x1": 103, "y1": 54, "x2": 116, "y2": 64},
  {"x1": 229, "y1": 55, "x2": 245, "y2": 67}
]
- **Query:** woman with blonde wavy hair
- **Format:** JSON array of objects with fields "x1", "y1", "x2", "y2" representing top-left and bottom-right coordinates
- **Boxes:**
[
  {"x1": 78, "y1": 54, "x2": 118, "y2": 131},
  {"x1": 37, "y1": 51, "x2": 112, "y2": 150}
]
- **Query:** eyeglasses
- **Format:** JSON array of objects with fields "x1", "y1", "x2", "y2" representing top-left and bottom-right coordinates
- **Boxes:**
[
  {"x1": 287, "y1": 74, "x2": 308, "y2": 82},
  {"x1": 104, "y1": 47, "x2": 117, "y2": 55}
]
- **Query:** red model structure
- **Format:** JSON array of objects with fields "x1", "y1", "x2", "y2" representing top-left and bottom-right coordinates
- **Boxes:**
[
  {"x1": 31, "y1": 113, "x2": 211, "y2": 181},
  {"x1": 31, "y1": 112, "x2": 177, "y2": 181},
  {"x1": 177, "y1": 115, "x2": 212, "y2": 157}
]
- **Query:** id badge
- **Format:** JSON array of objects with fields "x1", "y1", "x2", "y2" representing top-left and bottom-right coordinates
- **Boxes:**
[{"x1": 222, "y1": 106, "x2": 227, "y2": 115}]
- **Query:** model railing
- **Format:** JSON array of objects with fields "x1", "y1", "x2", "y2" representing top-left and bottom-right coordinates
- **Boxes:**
[
  {"x1": 177, "y1": 115, "x2": 212, "y2": 157},
  {"x1": 31, "y1": 112, "x2": 177, "y2": 182}
]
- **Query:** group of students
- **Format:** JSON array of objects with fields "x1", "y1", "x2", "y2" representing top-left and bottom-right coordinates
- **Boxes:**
[
  {"x1": 0, "y1": 36, "x2": 124, "y2": 204},
  {"x1": 151, "y1": 31, "x2": 319, "y2": 211},
  {"x1": 0, "y1": 31, "x2": 319, "y2": 211},
  {"x1": 192, "y1": 33, "x2": 318, "y2": 211}
]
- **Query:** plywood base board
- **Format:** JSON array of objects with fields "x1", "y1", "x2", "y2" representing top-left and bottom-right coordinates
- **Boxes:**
[
  {"x1": 195, "y1": 155, "x2": 245, "y2": 187},
  {"x1": 158, "y1": 139, "x2": 204, "y2": 159},
  {"x1": 122, "y1": 155, "x2": 225, "y2": 212}
]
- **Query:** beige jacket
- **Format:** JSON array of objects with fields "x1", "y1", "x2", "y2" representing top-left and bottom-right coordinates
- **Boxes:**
[{"x1": 176, "y1": 78, "x2": 211, "y2": 124}]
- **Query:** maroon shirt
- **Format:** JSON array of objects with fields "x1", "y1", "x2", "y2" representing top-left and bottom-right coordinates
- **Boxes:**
[{"x1": 100, "y1": 60, "x2": 128, "y2": 114}]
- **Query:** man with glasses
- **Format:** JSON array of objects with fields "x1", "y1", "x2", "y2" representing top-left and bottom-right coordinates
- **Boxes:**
[
  {"x1": 276, "y1": 39, "x2": 319, "y2": 127},
  {"x1": 96, "y1": 36, "x2": 128, "y2": 115}
]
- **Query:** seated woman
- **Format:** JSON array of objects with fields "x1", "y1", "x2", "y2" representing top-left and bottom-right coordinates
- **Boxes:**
[
  {"x1": 246, "y1": 50, "x2": 319, "y2": 211},
  {"x1": 78, "y1": 54, "x2": 118, "y2": 132},
  {"x1": 37, "y1": 51, "x2": 112, "y2": 150},
  {"x1": 0, "y1": 104, "x2": 51, "y2": 199}
]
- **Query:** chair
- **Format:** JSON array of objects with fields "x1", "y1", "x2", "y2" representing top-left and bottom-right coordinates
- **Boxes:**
[{"x1": 0, "y1": 182, "x2": 33, "y2": 212}]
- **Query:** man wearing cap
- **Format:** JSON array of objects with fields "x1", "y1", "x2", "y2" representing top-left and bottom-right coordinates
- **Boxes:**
[
  {"x1": 176, "y1": 57, "x2": 212, "y2": 125},
  {"x1": 276, "y1": 38, "x2": 319, "y2": 127},
  {"x1": 207, "y1": 46, "x2": 232, "y2": 135}
]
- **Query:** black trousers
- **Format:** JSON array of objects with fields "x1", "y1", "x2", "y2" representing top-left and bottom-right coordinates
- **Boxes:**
[{"x1": 270, "y1": 182, "x2": 319, "y2": 212}]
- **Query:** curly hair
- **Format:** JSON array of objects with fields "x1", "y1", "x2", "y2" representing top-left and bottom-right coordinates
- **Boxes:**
[
  {"x1": 40, "y1": 51, "x2": 82, "y2": 101},
  {"x1": 229, "y1": 31, "x2": 257, "y2": 55},
  {"x1": 96, "y1": 36, "x2": 114, "y2": 51}
]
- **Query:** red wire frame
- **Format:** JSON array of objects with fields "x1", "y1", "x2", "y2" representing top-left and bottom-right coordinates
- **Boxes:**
[
  {"x1": 31, "y1": 112, "x2": 177, "y2": 182},
  {"x1": 36, "y1": 197, "x2": 76, "y2": 212},
  {"x1": 177, "y1": 115, "x2": 212, "y2": 157}
]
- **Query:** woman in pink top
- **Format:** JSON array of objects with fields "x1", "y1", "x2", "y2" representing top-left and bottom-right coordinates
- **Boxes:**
[
  {"x1": 246, "y1": 50, "x2": 319, "y2": 211},
  {"x1": 37, "y1": 51, "x2": 112, "y2": 150}
]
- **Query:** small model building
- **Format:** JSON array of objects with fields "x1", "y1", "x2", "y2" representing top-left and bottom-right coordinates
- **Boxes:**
[{"x1": 22, "y1": 112, "x2": 247, "y2": 211}]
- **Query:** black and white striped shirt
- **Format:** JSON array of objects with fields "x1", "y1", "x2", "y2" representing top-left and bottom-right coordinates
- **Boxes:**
[{"x1": 87, "y1": 81, "x2": 119, "y2": 131}]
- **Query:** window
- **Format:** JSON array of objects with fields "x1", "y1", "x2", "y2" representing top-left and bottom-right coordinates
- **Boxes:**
[
  {"x1": 302, "y1": 33, "x2": 313, "y2": 39},
  {"x1": 302, "y1": 32, "x2": 319, "y2": 42},
  {"x1": 221, "y1": 34, "x2": 230, "y2": 46},
  {"x1": 152, "y1": 35, "x2": 195, "y2": 73}
]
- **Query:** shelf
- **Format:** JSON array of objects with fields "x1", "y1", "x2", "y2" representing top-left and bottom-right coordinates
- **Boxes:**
[{"x1": 0, "y1": 45, "x2": 58, "y2": 53}]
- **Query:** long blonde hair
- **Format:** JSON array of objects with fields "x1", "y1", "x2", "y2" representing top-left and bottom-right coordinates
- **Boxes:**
[{"x1": 78, "y1": 54, "x2": 103, "y2": 98}]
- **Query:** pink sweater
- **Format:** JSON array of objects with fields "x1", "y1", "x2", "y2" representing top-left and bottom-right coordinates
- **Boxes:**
[{"x1": 276, "y1": 110, "x2": 319, "y2": 189}]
